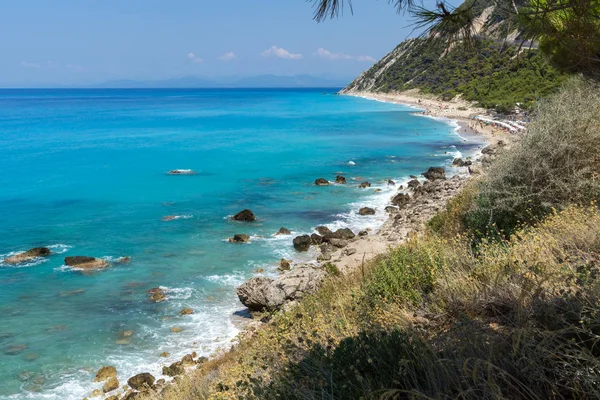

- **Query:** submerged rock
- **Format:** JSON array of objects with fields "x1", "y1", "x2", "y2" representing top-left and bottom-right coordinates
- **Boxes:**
[
  {"x1": 359, "y1": 207, "x2": 376, "y2": 216},
  {"x1": 147, "y1": 287, "x2": 166, "y2": 303},
  {"x1": 127, "y1": 372, "x2": 155, "y2": 390},
  {"x1": 232, "y1": 209, "x2": 256, "y2": 222},
  {"x1": 314, "y1": 178, "x2": 330, "y2": 186},
  {"x1": 64, "y1": 256, "x2": 108, "y2": 270},
  {"x1": 228, "y1": 234, "x2": 250, "y2": 243},
  {"x1": 4, "y1": 247, "x2": 50, "y2": 265},
  {"x1": 167, "y1": 169, "x2": 196, "y2": 175},
  {"x1": 180, "y1": 308, "x2": 194, "y2": 315},
  {"x1": 422, "y1": 167, "x2": 446, "y2": 181},
  {"x1": 293, "y1": 235, "x2": 311, "y2": 252}
]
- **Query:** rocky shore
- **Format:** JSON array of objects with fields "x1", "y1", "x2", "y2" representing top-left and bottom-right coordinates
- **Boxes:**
[{"x1": 83, "y1": 137, "x2": 510, "y2": 400}]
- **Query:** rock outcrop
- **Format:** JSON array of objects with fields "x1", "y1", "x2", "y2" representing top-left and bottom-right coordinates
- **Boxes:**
[
  {"x1": 4, "y1": 247, "x2": 50, "y2": 265},
  {"x1": 127, "y1": 373, "x2": 155, "y2": 391},
  {"x1": 94, "y1": 366, "x2": 117, "y2": 382},
  {"x1": 335, "y1": 175, "x2": 347, "y2": 184},
  {"x1": 293, "y1": 235, "x2": 311, "y2": 251},
  {"x1": 64, "y1": 256, "x2": 108, "y2": 270},
  {"x1": 391, "y1": 193, "x2": 410, "y2": 208},
  {"x1": 236, "y1": 265, "x2": 326, "y2": 311},
  {"x1": 422, "y1": 167, "x2": 446, "y2": 181},
  {"x1": 147, "y1": 287, "x2": 166, "y2": 303},
  {"x1": 358, "y1": 182, "x2": 371, "y2": 188},
  {"x1": 232, "y1": 209, "x2": 256, "y2": 222},
  {"x1": 314, "y1": 178, "x2": 330, "y2": 186}
]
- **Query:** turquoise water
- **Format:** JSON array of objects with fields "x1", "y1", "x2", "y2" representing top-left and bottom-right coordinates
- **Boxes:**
[{"x1": 0, "y1": 88, "x2": 481, "y2": 399}]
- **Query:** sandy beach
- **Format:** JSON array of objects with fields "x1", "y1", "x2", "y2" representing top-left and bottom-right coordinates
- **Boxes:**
[{"x1": 345, "y1": 89, "x2": 515, "y2": 146}]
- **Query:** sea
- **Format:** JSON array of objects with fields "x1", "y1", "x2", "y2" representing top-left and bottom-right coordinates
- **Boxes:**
[{"x1": 0, "y1": 88, "x2": 483, "y2": 399}]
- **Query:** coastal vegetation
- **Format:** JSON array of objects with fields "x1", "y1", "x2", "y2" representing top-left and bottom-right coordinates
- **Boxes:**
[
  {"x1": 340, "y1": 0, "x2": 599, "y2": 111},
  {"x1": 152, "y1": 77, "x2": 600, "y2": 399}
]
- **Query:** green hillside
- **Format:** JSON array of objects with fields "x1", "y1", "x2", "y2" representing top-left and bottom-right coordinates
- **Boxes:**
[{"x1": 342, "y1": 2, "x2": 568, "y2": 111}]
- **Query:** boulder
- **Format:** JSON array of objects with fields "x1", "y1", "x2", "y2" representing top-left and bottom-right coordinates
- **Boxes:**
[
  {"x1": 236, "y1": 265, "x2": 326, "y2": 311},
  {"x1": 358, "y1": 182, "x2": 371, "y2": 188},
  {"x1": 359, "y1": 207, "x2": 375, "y2": 216},
  {"x1": 279, "y1": 259, "x2": 291, "y2": 271},
  {"x1": 93, "y1": 366, "x2": 117, "y2": 382},
  {"x1": 162, "y1": 362, "x2": 185, "y2": 377},
  {"x1": 275, "y1": 227, "x2": 291, "y2": 235},
  {"x1": 388, "y1": 180, "x2": 396, "y2": 186},
  {"x1": 310, "y1": 233, "x2": 323, "y2": 245},
  {"x1": 452, "y1": 158, "x2": 472, "y2": 167},
  {"x1": 4, "y1": 247, "x2": 50, "y2": 265},
  {"x1": 232, "y1": 209, "x2": 256, "y2": 222},
  {"x1": 422, "y1": 167, "x2": 446, "y2": 181},
  {"x1": 228, "y1": 234, "x2": 250, "y2": 243},
  {"x1": 293, "y1": 235, "x2": 311, "y2": 252},
  {"x1": 147, "y1": 287, "x2": 166, "y2": 303},
  {"x1": 407, "y1": 179, "x2": 421, "y2": 189},
  {"x1": 102, "y1": 377, "x2": 119, "y2": 393},
  {"x1": 179, "y1": 308, "x2": 194, "y2": 315},
  {"x1": 314, "y1": 178, "x2": 330, "y2": 186},
  {"x1": 335, "y1": 175, "x2": 347, "y2": 184},
  {"x1": 315, "y1": 226, "x2": 333, "y2": 236},
  {"x1": 127, "y1": 373, "x2": 155, "y2": 390},
  {"x1": 385, "y1": 206, "x2": 399, "y2": 213},
  {"x1": 329, "y1": 238, "x2": 348, "y2": 248},
  {"x1": 181, "y1": 353, "x2": 196, "y2": 366},
  {"x1": 64, "y1": 256, "x2": 108, "y2": 270},
  {"x1": 391, "y1": 193, "x2": 410, "y2": 208}
]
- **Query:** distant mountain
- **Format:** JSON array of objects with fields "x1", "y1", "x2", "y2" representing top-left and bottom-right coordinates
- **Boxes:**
[
  {"x1": 342, "y1": 0, "x2": 567, "y2": 111},
  {"x1": 86, "y1": 75, "x2": 350, "y2": 89}
]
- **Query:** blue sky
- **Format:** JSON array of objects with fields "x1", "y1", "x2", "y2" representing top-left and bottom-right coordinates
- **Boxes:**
[{"x1": 0, "y1": 0, "x2": 460, "y2": 86}]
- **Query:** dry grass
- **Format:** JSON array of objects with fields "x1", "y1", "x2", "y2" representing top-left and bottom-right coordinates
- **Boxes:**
[{"x1": 155, "y1": 204, "x2": 600, "y2": 400}]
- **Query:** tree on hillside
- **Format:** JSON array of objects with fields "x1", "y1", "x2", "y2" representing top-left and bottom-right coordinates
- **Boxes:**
[{"x1": 310, "y1": 0, "x2": 600, "y2": 79}]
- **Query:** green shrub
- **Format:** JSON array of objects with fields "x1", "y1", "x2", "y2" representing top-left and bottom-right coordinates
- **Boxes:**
[{"x1": 470, "y1": 77, "x2": 600, "y2": 237}]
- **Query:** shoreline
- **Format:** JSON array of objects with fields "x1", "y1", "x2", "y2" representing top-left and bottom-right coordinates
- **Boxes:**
[
  {"x1": 83, "y1": 94, "x2": 503, "y2": 400},
  {"x1": 345, "y1": 89, "x2": 514, "y2": 146}
]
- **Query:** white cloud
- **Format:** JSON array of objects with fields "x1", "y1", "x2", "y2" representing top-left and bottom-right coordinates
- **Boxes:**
[
  {"x1": 316, "y1": 48, "x2": 375, "y2": 62},
  {"x1": 219, "y1": 52, "x2": 238, "y2": 61},
  {"x1": 20, "y1": 61, "x2": 41, "y2": 68},
  {"x1": 261, "y1": 45, "x2": 302, "y2": 60},
  {"x1": 187, "y1": 52, "x2": 204, "y2": 64}
]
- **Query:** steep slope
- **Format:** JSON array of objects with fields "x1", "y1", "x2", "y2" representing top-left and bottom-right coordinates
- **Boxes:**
[{"x1": 342, "y1": 0, "x2": 567, "y2": 111}]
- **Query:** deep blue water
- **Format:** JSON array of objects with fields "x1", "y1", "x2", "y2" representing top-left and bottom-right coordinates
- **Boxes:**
[{"x1": 0, "y1": 88, "x2": 481, "y2": 399}]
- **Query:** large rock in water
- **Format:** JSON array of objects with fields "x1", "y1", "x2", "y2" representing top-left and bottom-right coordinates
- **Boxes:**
[
  {"x1": 293, "y1": 235, "x2": 312, "y2": 251},
  {"x1": 422, "y1": 167, "x2": 446, "y2": 181},
  {"x1": 228, "y1": 234, "x2": 250, "y2": 243},
  {"x1": 236, "y1": 265, "x2": 326, "y2": 311},
  {"x1": 127, "y1": 373, "x2": 155, "y2": 390},
  {"x1": 232, "y1": 209, "x2": 256, "y2": 222},
  {"x1": 359, "y1": 207, "x2": 376, "y2": 216},
  {"x1": 335, "y1": 175, "x2": 347, "y2": 184},
  {"x1": 64, "y1": 256, "x2": 108, "y2": 270},
  {"x1": 275, "y1": 227, "x2": 291, "y2": 235},
  {"x1": 358, "y1": 182, "x2": 371, "y2": 188},
  {"x1": 4, "y1": 247, "x2": 50, "y2": 265},
  {"x1": 314, "y1": 178, "x2": 330, "y2": 186}
]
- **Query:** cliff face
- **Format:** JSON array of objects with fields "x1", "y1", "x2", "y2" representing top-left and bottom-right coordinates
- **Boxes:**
[{"x1": 341, "y1": 1, "x2": 566, "y2": 111}]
